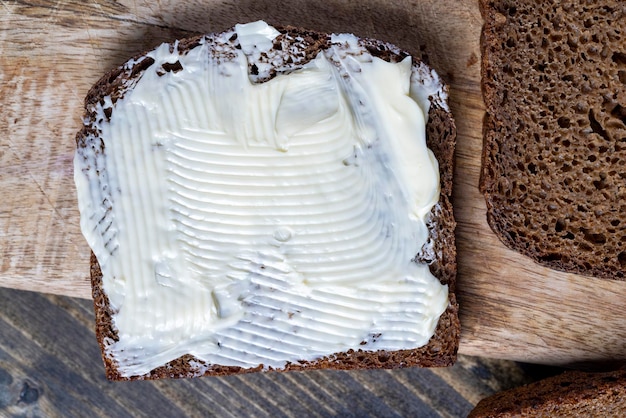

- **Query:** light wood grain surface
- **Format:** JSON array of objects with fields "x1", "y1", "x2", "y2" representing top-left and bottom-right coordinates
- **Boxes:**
[{"x1": 1, "y1": 0, "x2": 625, "y2": 367}]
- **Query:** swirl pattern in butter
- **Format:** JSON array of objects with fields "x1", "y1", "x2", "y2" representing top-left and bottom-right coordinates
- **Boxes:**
[{"x1": 74, "y1": 21, "x2": 449, "y2": 377}]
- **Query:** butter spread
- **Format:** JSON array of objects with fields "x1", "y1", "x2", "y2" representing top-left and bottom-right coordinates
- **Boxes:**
[{"x1": 75, "y1": 21, "x2": 449, "y2": 378}]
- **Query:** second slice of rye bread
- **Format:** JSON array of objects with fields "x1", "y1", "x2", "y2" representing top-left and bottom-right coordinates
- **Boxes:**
[
  {"x1": 480, "y1": 0, "x2": 626, "y2": 280},
  {"x1": 78, "y1": 24, "x2": 459, "y2": 380}
]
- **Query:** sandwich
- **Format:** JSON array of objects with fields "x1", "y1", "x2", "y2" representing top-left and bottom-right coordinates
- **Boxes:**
[{"x1": 74, "y1": 21, "x2": 459, "y2": 380}]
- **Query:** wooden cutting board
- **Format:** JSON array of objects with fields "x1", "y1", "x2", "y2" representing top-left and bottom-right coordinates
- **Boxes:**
[{"x1": 1, "y1": 0, "x2": 624, "y2": 366}]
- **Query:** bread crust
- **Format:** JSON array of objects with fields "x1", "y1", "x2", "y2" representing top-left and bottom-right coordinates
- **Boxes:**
[
  {"x1": 469, "y1": 368, "x2": 626, "y2": 417},
  {"x1": 479, "y1": 0, "x2": 626, "y2": 280},
  {"x1": 78, "y1": 25, "x2": 459, "y2": 380}
]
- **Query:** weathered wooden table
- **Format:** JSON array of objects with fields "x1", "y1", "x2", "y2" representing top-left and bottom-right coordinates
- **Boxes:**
[
  {"x1": 2, "y1": 287, "x2": 545, "y2": 417},
  {"x1": 1, "y1": 0, "x2": 624, "y2": 416}
]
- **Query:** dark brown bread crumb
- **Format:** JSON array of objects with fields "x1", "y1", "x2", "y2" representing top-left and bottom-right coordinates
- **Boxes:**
[
  {"x1": 80, "y1": 25, "x2": 458, "y2": 380},
  {"x1": 469, "y1": 368, "x2": 626, "y2": 417},
  {"x1": 479, "y1": 0, "x2": 626, "y2": 280}
]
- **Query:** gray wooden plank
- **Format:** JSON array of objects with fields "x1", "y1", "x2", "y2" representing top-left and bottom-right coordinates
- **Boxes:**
[
  {"x1": 0, "y1": 287, "x2": 536, "y2": 417},
  {"x1": 0, "y1": 290, "x2": 187, "y2": 417},
  {"x1": 356, "y1": 368, "x2": 473, "y2": 418}
]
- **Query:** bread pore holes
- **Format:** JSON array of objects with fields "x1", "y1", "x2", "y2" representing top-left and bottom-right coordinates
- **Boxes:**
[
  {"x1": 555, "y1": 218, "x2": 566, "y2": 233},
  {"x1": 582, "y1": 229, "x2": 607, "y2": 245},
  {"x1": 618, "y1": 252, "x2": 626, "y2": 267},
  {"x1": 557, "y1": 116, "x2": 571, "y2": 128},
  {"x1": 588, "y1": 109, "x2": 611, "y2": 141},
  {"x1": 612, "y1": 52, "x2": 626, "y2": 66},
  {"x1": 609, "y1": 103, "x2": 626, "y2": 125}
]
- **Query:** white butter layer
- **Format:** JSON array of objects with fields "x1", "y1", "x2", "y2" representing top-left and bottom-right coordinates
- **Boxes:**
[{"x1": 75, "y1": 21, "x2": 449, "y2": 377}]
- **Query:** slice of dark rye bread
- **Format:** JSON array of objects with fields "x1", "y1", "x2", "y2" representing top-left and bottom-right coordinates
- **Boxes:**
[
  {"x1": 479, "y1": 0, "x2": 626, "y2": 280},
  {"x1": 78, "y1": 24, "x2": 458, "y2": 380},
  {"x1": 468, "y1": 368, "x2": 626, "y2": 417}
]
